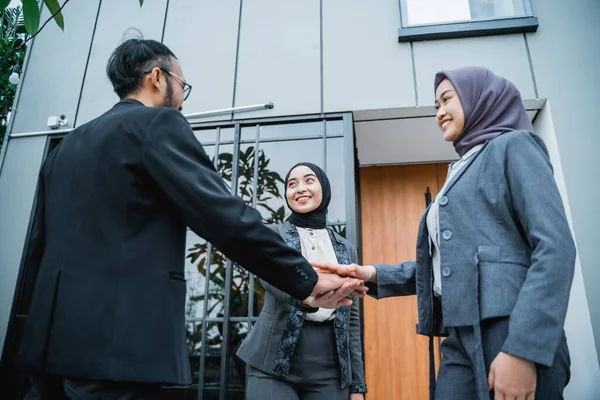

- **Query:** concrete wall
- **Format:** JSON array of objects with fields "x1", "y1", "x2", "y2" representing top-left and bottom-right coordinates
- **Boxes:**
[
  {"x1": 534, "y1": 101, "x2": 600, "y2": 399},
  {"x1": 527, "y1": 0, "x2": 600, "y2": 364}
]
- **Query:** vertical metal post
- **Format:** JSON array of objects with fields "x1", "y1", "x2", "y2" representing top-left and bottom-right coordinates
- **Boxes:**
[
  {"x1": 247, "y1": 124, "x2": 261, "y2": 329},
  {"x1": 218, "y1": 123, "x2": 241, "y2": 400},
  {"x1": 197, "y1": 128, "x2": 221, "y2": 400},
  {"x1": 322, "y1": 119, "x2": 328, "y2": 174}
]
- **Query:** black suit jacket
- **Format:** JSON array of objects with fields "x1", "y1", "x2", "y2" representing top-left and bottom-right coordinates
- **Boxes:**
[{"x1": 17, "y1": 99, "x2": 317, "y2": 385}]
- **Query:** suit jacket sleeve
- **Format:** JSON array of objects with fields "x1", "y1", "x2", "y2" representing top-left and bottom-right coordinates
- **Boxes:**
[
  {"x1": 141, "y1": 108, "x2": 317, "y2": 301},
  {"x1": 259, "y1": 225, "x2": 316, "y2": 308},
  {"x1": 347, "y1": 243, "x2": 367, "y2": 394},
  {"x1": 500, "y1": 132, "x2": 576, "y2": 367},
  {"x1": 366, "y1": 262, "x2": 417, "y2": 299}
]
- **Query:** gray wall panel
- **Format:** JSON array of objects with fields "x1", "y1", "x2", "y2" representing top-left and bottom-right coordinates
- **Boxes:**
[
  {"x1": 323, "y1": 0, "x2": 415, "y2": 112},
  {"x1": 527, "y1": 0, "x2": 600, "y2": 365},
  {"x1": 413, "y1": 34, "x2": 535, "y2": 105},
  {"x1": 162, "y1": 0, "x2": 239, "y2": 120},
  {"x1": 0, "y1": 137, "x2": 47, "y2": 356},
  {"x1": 75, "y1": 0, "x2": 168, "y2": 126},
  {"x1": 11, "y1": 1, "x2": 100, "y2": 134},
  {"x1": 533, "y1": 102, "x2": 600, "y2": 399},
  {"x1": 234, "y1": 0, "x2": 320, "y2": 119}
]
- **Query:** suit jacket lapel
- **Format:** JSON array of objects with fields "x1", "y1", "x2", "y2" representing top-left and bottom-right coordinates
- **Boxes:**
[
  {"x1": 442, "y1": 141, "x2": 490, "y2": 195},
  {"x1": 272, "y1": 223, "x2": 304, "y2": 377}
]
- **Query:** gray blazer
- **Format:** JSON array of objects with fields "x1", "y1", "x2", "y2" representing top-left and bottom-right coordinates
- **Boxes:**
[
  {"x1": 237, "y1": 222, "x2": 367, "y2": 393},
  {"x1": 367, "y1": 131, "x2": 575, "y2": 368}
]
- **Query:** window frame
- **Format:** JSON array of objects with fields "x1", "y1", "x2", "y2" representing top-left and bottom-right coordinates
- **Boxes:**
[{"x1": 397, "y1": 0, "x2": 539, "y2": 42}]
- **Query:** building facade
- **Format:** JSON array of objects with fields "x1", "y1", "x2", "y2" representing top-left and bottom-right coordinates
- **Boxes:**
[{"x1": 1, "y1": 0, "x2": 599, "y2": 399}]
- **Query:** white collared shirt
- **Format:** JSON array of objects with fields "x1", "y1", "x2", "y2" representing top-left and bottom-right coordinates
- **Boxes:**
[{"x1": 296, "y1": 227, "x2": 338, "y2": 321}]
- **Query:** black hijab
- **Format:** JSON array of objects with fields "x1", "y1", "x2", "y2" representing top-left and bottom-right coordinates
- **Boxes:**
[
  {"x1": 434, "y1": 66, "x2": 533, "y2": 157},
  {"x1": 284, "y1": 162, "x2": 331, "y2": 229}
]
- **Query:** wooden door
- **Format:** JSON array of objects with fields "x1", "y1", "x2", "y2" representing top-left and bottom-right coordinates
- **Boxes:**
[{"x1": 360, "y1": 163, "x2": 449, "y2": 400}]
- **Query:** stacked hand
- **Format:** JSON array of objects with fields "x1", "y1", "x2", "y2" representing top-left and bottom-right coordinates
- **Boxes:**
[
  {"x1": 302, "y1": 267, "x2": 371, "y2": 309},
  {"x1": 312, "y1": 262, "x2": 377, "y2": 283}
]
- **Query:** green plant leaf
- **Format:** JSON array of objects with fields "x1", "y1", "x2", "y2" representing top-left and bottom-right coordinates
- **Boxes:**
[
  {"x1": 43, "y1": 0, "x2": 65, "y2": 31},
  {"x1": 139, "y1": 0, "x2": 144, "y2": 6},
  {"x1": 22, "y1": 0, "x2": 40, "y2": 35},
  {"x1": 0, "y1": 0, "x2": 11, "y2": 11}
]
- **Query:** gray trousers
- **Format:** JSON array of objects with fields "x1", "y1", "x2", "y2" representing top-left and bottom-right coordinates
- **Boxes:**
[
  {"x1": 245, "y1": 320, "x2": 348, "y2": 400},
  {"x1": 435, "y1": 317, "x2": 571, "y2": 400}
]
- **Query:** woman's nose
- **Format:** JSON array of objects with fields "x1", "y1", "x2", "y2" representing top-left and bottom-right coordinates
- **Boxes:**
[{"x1": 436, "y1": 107, "x2": 446, "y2": 120}]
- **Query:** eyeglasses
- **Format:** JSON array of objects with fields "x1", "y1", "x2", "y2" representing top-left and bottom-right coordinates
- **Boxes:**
[{"x1": 144, "y1": 67, "x2": 192, "y2": 101}]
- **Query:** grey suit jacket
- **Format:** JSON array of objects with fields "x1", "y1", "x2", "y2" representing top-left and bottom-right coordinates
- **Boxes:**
[
  {"x1": 367, "y1": 131, "x2": 575, "y2": 368},
  {"x1": 237, "y1": 222, "x2": 367, "y2": 393}
]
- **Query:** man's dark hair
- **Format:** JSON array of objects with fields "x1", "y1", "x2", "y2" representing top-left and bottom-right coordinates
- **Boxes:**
[{"x1": 106, "y1": 38, "x2": 177, "y2": 99}]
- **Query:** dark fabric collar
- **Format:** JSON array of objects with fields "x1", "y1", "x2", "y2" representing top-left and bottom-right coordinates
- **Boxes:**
[{"x1": 113, "y1": 98, "x2": 145, "y2": 108}]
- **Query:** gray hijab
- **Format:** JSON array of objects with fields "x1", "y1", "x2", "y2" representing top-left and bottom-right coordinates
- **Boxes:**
[{"x1": 434, "y1": 66, "x2": 533, "y2": 157}]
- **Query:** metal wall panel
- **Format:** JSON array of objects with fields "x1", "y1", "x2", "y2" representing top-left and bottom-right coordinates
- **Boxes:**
[
  {"x1": 0, "y1": 137, "x2": 47, "y2": 356},
  {"x1": 11, "y1": 1, "x2": 101, "y2": 134},
  {"x1": 322, "y1": 0, "x2": 415, "y2": 112},
  {"x1": 162, "y1": 0, "x2": 240, "y2": 121},
  {"x1": 233, "y1": 0, "x2": 320, "y2": 119},
  {"x1": 528, "y1": 0, "x2": 600, "y2": 372},
  {"x1": 413, "y1": 34, "x2": 536, "y2": 105},
  {"x1": 75, "y1": 0, "x2": 168, "y2": 126}
]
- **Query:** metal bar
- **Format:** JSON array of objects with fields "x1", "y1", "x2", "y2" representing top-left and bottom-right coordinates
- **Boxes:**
[
  {"x1": 247, "y1": 124, "x2": 261, "y2": 327},
  {"x1": 190, "y1": 113, "x2": 346, "y2": 129},
  {"x1": 322, "y1": 119, "x2": 327, "y2": 174},
  {"x1": 9, "y1": 129, "x2": 72, "y2": 139},
  {"x1": 197, "y1": 127, "x2": 221, "y2": 400},
  {"x1": 7, "y1": 125, "x2": 342, "y2": 142},
  {"x1": 342, "y1": 112, "x2": 358, "y2": 246},
  {"x1": 193, "y1": 133, "x2": 343, "y2": 148},
  {"x1": 184, "y1": 103, "x2": 273, "y2": 120},
  {"x1": 218, "y1": 123, "x2": 241, "y2": 400}
]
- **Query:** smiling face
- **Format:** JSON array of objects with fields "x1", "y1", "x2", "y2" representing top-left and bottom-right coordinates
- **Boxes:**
[
  {"x1": 286, "y1": 165, "x2": 323, "y2": 214},
  {"x1": 435, "y1": 78, "x2": 465, "y2": 142}
]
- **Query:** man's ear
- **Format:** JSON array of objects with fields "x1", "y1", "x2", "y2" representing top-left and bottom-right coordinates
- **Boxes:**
[{"x1": 149, "y1": 67, "x2": 161, "y2": 88}]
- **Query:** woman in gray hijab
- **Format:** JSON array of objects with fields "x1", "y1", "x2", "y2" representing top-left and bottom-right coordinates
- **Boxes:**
[{"x1": 315, "y1": 67, "x2": 575, "y2": 400}]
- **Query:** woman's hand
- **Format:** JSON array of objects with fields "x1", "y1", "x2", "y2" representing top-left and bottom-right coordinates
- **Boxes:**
[
  {"x1": 312, "y1": 262, "x2": 377, "y2": 283},
  {"x1": 350, "y1": 393, "x2": 365, "y2": 400},
  {"x1": 488, "y1": 352, "x2": 536, "y2": 399}
]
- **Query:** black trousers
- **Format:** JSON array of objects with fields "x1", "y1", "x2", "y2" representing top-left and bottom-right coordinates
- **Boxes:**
[
  {"x1": 435, "y1": 317, "x2": 571, "y2": 400},
  {"x1": 24, "y1": 374, "x2": 162, "y2": 400}
]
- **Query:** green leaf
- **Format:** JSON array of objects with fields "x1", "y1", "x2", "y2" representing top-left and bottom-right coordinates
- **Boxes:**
[
  {"x1": 43, "y1": 0, "x2": 65, "y2": 31},
  {"x1": 0, "y1": 0, "x2": 11, "y2": 11},
  {"x1": 22, "y1": 0, "x2": 40, "y2": 35},
  {"x1": 139, "y1": 0, "x2": 144, "y2": 6}
]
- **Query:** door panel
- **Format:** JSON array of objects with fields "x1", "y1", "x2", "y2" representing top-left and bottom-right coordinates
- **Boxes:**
[{"x1": 360, "y1": 163, "x2": 448, "y2": 400}]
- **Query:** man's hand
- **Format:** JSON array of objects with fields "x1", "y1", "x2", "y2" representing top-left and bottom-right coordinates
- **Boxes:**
[
  {"x1": 488, "y1": 352, "x2": 537, "y2": 400},
  {"x1": 303, "y1": 270, "x2": 368, "y2": 309},
  {"x1": 350, "y1": 393, "x2": 365, "y2": 400},
  {"x1": 312, "y1": 262, "x2": 377, "y2": 283}
]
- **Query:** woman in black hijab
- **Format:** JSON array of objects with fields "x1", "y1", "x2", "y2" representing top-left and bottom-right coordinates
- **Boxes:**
[
  {"x1": 237, "y1": 162, "x2": 367, "y2": 400},
  {"x1": 316, "y1": 67, "x2": 575, "y2": 400}
]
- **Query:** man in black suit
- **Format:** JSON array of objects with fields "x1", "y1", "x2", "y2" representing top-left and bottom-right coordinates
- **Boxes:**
[{"x1": 18, "y1": 38, "x2": 364, "y2": 399}]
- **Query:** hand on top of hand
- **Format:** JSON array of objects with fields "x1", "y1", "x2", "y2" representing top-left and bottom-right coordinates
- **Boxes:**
[{"x1": 304, "y1": 269, "x2": 369, "y2": 309}]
